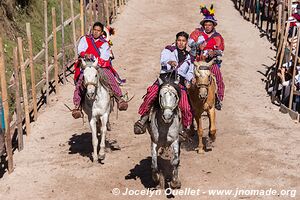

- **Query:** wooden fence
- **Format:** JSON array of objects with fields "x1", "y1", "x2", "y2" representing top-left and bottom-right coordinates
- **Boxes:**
[
  {"x1": 234, "y1": 0, "x2": 300, "y2": 122},
  {"x1": 0, "y1": 0, "x2": 128, "y2": 174}
]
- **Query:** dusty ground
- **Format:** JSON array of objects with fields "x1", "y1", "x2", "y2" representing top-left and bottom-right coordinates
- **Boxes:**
[{"x1": 0, "y1": 0, "x2": 299, "y2": 199}]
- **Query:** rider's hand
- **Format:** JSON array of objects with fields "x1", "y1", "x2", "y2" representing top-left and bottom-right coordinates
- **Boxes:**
[
  {"x1": 208, "y1": 50, "x2": 216, "y2": 58},
  {"x1": 167, "y1": 61, "x2": 178, "y2": 68},
  {"x1": 185, "y1": 81, "x2": 191, "y2": 89},
  {"x1": 191, "y1": 78, "x2": 196, "y2": 85},
  {"x1": 199, "y1": 42, "x2": 207, "y2": 50}
]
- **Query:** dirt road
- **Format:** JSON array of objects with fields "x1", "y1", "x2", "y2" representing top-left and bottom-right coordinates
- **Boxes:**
[{"x1": 0, "y1": 0, "x2": 299, "y2": 199}]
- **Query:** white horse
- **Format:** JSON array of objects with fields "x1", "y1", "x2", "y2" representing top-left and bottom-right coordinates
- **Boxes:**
[
  {"x1": 81, "y1": 59, "x2": 111, "y2": 162},
  {"x1": 147, "y1": 75, "x2": 182, "y2": 189}
]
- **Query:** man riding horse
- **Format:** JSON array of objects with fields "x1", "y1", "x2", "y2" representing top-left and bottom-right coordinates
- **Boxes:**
[
  {"x1": 134, "y1": 31, "x2": 195, "y2": 135},
  {"x1": 189, "y1": 4, "x2": 225, "y2": 110},
  {"x1": 72, "y1": 22, "x2": 128, "y2": 119}
]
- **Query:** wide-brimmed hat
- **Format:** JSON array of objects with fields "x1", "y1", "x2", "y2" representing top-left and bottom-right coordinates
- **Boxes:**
[
  {"x1": 200, "y1": 16, "x2": 218, "y2": 26},
  {"x1": 200, "y1": 4, "x2": 217, "y2": 26}
]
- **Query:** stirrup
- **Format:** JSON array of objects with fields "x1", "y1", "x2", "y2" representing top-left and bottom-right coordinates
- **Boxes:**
[{"x1": 134, "y1": 120, "x2": 146, "y2": 135}]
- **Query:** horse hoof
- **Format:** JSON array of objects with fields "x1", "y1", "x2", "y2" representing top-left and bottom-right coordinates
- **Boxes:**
[
  {"x1": 170, "y1": 179, "x2": 181, "y2": 189},
  {"x1": 98, "y1": 154, "x2": 106, "y2": 161},
  {"x1": 92, "y1": 154, "x2": 98, "y2": 162},
  {"x1": 107, "y1": 122, "x2": 112, "y2": 131},
  {"x1": 195, "y1": 147, "x2": 205, "y2": 154}
]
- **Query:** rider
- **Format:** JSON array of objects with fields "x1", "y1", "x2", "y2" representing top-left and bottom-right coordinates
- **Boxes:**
[
  {"x1": 189, "y1": 4, "x2": 225, "y2": 110},
  {"x1": 72, "y1": 22, "x2": 128, "y2": 119},
  {"x1": 134, "y1": 31, "x2": 195, "y2": 135}
]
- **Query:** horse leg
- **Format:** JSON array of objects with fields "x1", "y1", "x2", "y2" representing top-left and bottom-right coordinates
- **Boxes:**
[
  {"x1": 195, "y1": 115, "x2": 205, "y2": 154},
  {"x1": 170, "y1": 140, "x2": 181, "y2": 189},
  {"x1": 151, "y1": 142, "x2": 160, "y2": 185},
  {"x1": 99, "y1": 113, "x2": 108, "y2": 161},
  {"x1": 207, "y1": 107, "x2": 216, "y2": 150},
  {"x1": 89, "y1": 117, "x2": 98, "y2": 162}
]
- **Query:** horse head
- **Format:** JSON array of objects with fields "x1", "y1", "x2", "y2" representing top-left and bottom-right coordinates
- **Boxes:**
[
  {"x1": 157, "y1": 76, "x2": 180, "y2": 124},
  {"x1": 81, "y1": 58, "x2": 99, "y2": 100},
  {"x1": 194, "y1": 60, "x2": 213, "y2": 100}
]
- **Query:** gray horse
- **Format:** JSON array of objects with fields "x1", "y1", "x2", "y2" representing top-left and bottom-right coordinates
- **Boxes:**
[{"x1": 147, "y1": 76, "x2": 182, "y2": 189}]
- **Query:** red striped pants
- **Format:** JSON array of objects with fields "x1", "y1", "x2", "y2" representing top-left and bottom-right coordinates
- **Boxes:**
[
  {"x1": 138, "y1": 81, "x2": 192, "y2": 127},
  {"x1": 211, "y1": 64, "x2": 225, "y2": 101}
]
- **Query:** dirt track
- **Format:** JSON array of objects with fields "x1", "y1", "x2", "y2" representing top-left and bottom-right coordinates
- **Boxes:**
[{"x1": 0, "y1": 0, "x2": 299, "y2": 199}]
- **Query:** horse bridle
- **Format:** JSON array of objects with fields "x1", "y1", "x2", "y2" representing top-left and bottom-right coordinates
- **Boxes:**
[
  {"x1": 159, "y1": 84, "x2": 180, "y2": 111},
  {"x1": 81, "y1": 59, "x2": 99, "y2": 99},
  {"x1": 196, "y1": 65, "x2": 212, "y2": 101}
]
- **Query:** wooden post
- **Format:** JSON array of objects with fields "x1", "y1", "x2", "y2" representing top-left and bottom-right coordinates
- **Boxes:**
[
  {"x1": 70, "y1": 0, "x2": 77, "y2": 57},
  {"x1": 84, "y1": 0, "x2": 88, "y2": 34},
  {"x1": 112, "y1": 0, "x2": 116, "y2": 20},
  {"x1": 61, "y1": 0, "x2": 66, "y2": 84},
  {"x1": 13, "y1": 47, "x2": 23, "y2": 151},
  {"x1": 289, "y1": 27, "x2": 300, "y2": 109},
  {"x1": 44, "y1": 0, "x2": 49, "y2": 104},
  {"x1": 266, "y1": 0, "x2": 271, "y2": 37},
  {"x1": 52, "y1": 7, "x2": 59, "y2": 93},
  {"x1": 26, "y1": 23, "x2": 38, "y2": 121},
  {"x1": 276, "y1": 2, "x2": 283, "y2": 47},
  {"x1": 80, "y1": 0, "x2": 85, "y2": 35},
  {"x1": 98, "y1": 0, "x2": 105, "y2": 23},
  {"x1": 93, "y1": 0, "x2": 97, "y2": 22},
  {"x1": 17, "y1": 37, "x2": 31, "y2": 136},
  {"x1": 0, "y1": 37, "x2": 13, "y2": 173},
  {"x1": 89, "y1": 1, "x2": 93, "y2": 32},
  {"x1": 251, "y1": 0, "x2": 256, "y2": 23},
  {"x1": 104, "y1": 0, "x2": 110, "y2": 25}
]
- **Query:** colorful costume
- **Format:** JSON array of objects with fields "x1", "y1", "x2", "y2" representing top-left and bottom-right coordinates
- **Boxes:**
[
  {"x1": 138, "y1": 44, "x2": 194, "y2": 128},
  {"x1": 188, "y1": 4, "x2": 225, "y2": 102},
  {"x1": 73, "y1": 35, "x2": 126, "y2": 110}
]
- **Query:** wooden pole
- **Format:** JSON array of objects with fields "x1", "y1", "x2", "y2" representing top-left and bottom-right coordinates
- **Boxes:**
[
  {"x1": 104, "y1": 0, "x2": 110, "y2": 25},
  {"x1": 80, "y1": 0, "x2": 85, "y2": 35},
  {"x1": 13, "y1": 47, "x2": 23, "y2": 151},
  {"x1": 84, "y1": 0, "x2": 88, "y2": 34},
  {"x1": 0, "y1": 37, "x2": 13, "y2": 173},
  {"x1": 17, "y1": 37, "x2": 31, "y2": 136},
  {"x1": 89, "y1": 1, "x2": 93, "y2": 32},
  {"x1": 70, "y1": 0, "x2": 77, "y2": 57},
  {"x1": 251, "y1": 0, "x2": 256, "y2": 24},
  {"x1": 61, "y1": 0, "x2": 66, "y2": 84},
  {"x1": 289, "y1": 27, "x2": 300, "y2": 109},
  {"x1": 44, "y1": 0, "x2": 49, "y2": 104},
  {"x1": 112, "y1": 0, "x2": 116, "y2": 20},
  {"x1": 52, "y1": 7, "x2": 59, "y2": 93},
  {"x1": 93, "y1": 0, "x2": 97, "y2": 22},
  {"x1": 277, "y1": 2, "x2": 283, "y2": 47},
  {"x1": 26, "y1": 23, "x2": 38, "y2": 121}
]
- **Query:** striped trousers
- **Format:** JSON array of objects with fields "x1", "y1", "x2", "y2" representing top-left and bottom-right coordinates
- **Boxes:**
[
  {"x1": 138, "y1": 81, "x2": 193, "y2": 127},
  {"x1": 73, "y1": 67, "x2": 122, "y2": 107},
  {"x1": 211, "y1": 64, "x2": 225, "y2": 101}
]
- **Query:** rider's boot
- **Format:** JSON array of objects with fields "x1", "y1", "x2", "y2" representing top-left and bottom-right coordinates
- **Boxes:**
[
  {"x1": 215, "y1": 95, "x2": 222, "y2": 111},
  {"x1": 134, "y1": 115, "x2": 149, "y2": 135}
]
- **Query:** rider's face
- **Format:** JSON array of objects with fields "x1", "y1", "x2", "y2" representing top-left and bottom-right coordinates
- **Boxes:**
[
  {"x1": 204, "y1": 21, "x2": 214, "y2": 33},
  {"x1": 92, "y1": 26, "x2": 103, "y2": 39},
  {"x1": 176, "y1": 36, "x2": 187, "y2": 50}
]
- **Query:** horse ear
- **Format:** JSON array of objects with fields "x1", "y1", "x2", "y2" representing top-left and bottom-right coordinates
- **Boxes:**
[
  {"x1": 174, "y1": 75, "x2": 180, "y2": 85},
  {"x1": 158, "y1": 77, "x2": 163, "y2": 85},
  {"x1": 92, "y1": 58, "x2": 98, "y2": 67},
  {"x1": 81, "y1": 59, "x2": 87, "y2": 68}
]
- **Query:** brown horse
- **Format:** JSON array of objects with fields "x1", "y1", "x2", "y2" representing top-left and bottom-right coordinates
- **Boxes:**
[{"x1": 188, "y1": 60, "x2": 217, "y2": 154}]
